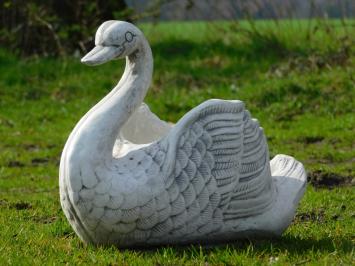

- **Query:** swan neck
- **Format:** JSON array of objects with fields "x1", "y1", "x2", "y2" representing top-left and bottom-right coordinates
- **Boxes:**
[
  {"x1": 75, "y1": 37, "x2": 152, "y2": 161},
  {"x1": 115, "y1": 38, "x2": 153, "y2": 127}
]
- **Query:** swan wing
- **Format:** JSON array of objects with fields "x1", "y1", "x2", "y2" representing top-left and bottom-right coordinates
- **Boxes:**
[
  {"x1": 223, "y1": 109, "x2": 275, "y2": 222},
  {"x1": 159, "y1": 99, "x2": 274, "y2": 236},
  {"x1": 156, "y1": 99, "x2": 246, "y2": 236}
]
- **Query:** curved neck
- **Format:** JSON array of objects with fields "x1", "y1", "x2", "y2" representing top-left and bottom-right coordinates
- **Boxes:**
[{"x1": 73, "y1": 37, "x2": 153, "y2": 161}]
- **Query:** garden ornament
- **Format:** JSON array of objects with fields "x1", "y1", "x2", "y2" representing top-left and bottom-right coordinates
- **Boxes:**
[{"x1": 59, "y1": 21, "x2": 307, "y2": 247}]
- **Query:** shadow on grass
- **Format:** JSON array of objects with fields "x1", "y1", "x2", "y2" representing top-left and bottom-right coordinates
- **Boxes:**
[
  {"x1": 170, "y1": 236, "x2": 353, "y2": 262},
  {"x1": 94, "y1": 235, "x2": 352, "y2": 257}
]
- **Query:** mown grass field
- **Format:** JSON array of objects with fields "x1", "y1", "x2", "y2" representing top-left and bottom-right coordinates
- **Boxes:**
[{"x1": 0, "y1": 20, "x2": 354, "y2": 265}]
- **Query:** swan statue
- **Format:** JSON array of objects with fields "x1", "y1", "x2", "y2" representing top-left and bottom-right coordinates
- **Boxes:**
[{"x1": 59, "y1": 20, "x2": 307, "y2": 247}]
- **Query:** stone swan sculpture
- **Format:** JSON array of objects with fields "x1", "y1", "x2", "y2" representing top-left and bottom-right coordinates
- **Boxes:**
[{"x1": 59, "y1": 21, "x2": 307, "y2": 247}]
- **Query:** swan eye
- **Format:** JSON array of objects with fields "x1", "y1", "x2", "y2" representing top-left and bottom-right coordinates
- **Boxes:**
[{"x1": 125, "y1": 31, "x2": 134, "y2": 42}]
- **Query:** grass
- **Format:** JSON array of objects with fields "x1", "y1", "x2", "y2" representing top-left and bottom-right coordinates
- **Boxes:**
[{"x1": 0, "y1": 19, "x2": 354, "y2": 265}]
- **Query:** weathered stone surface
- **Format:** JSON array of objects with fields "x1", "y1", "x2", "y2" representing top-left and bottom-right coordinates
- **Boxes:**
[{"x1": 59, "y1": 21, "x2": 307, "y2": 247}]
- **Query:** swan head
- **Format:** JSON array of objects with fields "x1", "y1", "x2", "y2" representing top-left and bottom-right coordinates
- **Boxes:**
[{"x1": 81, "y1": 21, "x2": 142, "y2": 66}]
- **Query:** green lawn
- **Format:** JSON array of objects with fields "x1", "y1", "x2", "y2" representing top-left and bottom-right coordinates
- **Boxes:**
[{"x1": 0, "y1": 20, "x2": 354, "y2": 265}]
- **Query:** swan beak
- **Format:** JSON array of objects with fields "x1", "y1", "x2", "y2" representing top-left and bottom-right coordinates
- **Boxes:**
[{"x1": 81, "y1": 46, "x2": 120, "y2": 66}]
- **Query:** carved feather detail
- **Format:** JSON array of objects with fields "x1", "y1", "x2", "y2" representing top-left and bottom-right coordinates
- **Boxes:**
[{"x1": 60, "y1": 21, "x2": 307, "y2": 247}]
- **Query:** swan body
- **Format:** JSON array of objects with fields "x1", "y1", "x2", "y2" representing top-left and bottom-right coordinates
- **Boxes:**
[{"x1": 59, "y1": 21, "x2": 307, "y2": 247}]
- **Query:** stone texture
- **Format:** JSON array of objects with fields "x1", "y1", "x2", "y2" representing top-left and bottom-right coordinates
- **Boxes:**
[{"x1": 59, "y1": 20, "x2": 307, "y2": 247}]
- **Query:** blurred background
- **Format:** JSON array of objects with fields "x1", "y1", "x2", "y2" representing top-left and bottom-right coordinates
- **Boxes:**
[{"x1": 1, "y1": 0, "x2": 353, "y2": 56}]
